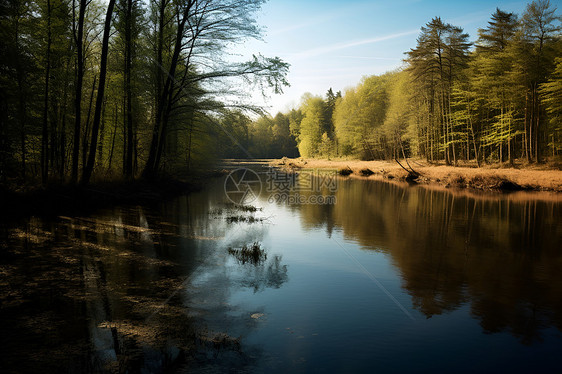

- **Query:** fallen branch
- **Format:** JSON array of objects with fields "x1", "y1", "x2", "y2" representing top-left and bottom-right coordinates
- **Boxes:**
[{"x1": 395, "y1": 158, "x2": 420, "y2": 182}]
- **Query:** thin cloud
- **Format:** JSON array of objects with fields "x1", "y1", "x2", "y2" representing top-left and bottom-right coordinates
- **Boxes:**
[
  {"x1": 450, "y1": 10, "x2": 492, "y2": 28},
  {"x1": 334, "y1": 55, "x2": 400, "y2": 61},
  {"x1": 290, "y1": 29, "x2": 419, "y2": 61},
  {"x1": 269, "y1": 13, "x2": 338, "y2": 36}
]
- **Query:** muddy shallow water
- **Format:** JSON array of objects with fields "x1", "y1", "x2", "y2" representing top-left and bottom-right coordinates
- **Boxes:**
[{"x1": 1, "y1": 165, "x2": 561, "y2": 373}]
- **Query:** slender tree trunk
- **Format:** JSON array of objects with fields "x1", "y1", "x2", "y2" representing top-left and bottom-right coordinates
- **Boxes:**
[
  {"x1": 534, "y1": 87, "x2": 540, "y2": 162},
  {"x1": 59, "y1": 50, "x2": 72, "y2": 180},
  {"x1": 133, "y1": 131, "x2": 138, "y2": 174},
  {"x1": 122, "y1": 96, "x2": 126, "y2": 173},
  {"x1": 50, "y1": 101, "x2": 57, "y2": 170},
  {"x1": 82, "y1": 75, "x2": 96, "y2": 169},
  {"x1": 529, "y1": 88, "x2": 535, "y2": 162},
  {"x1": 144, "y1": 0, "x2": 166, "y2": 178},
  {"x1": 14, "y1": 15, "x2": 27, "y2": 181},
  {"x1": 82, "y1": 0, "x2": 117, "y2": 185},
  {"x1": 0, "y1": 92, "x2": 7, "y2": 182},
  {"x1": 124, "y1": 0, "x2": 134, "y2": 178},
  {"x1": 60, "y1": 103, "x2": 67, "y2": 179},
  {"x1": 98, "y1": 95, "x2": 107, "y2": 169},
  {"x1": 41, "y1": 0, "x2": 52, "y2": 185},
  {"x1": 72, "y1": 0, "x2": 86, "y2": 183},
  {"x1": 153, "y1": 82, "x2": 175, "y2": 170},
  {"x1": 107, "y1": 105, "x2": 118, "y2": 171},
  {"x1": 524, "y1": 92, "x2": 530, "y2": 163},
  {"x1": 143, "y1": 0, "x2": 194, "y2": 179},
  {"x1": 448, "y1": 91, "x2": 456, "y2": 166},
  {"x1": 508, "y1": 103, "x2": 513, "y2": 166},
  {"x1": 19, "y1": 94, "x2": 26, "y2": 181},
  {"x1": 500, "y1": 103, "x2": 504, "y2": 163}
]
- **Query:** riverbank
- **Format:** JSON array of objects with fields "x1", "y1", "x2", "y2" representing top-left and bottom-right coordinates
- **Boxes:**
[
  {"x1": 271, "y1": 158, "x2": 562, "y2": 192},
  {"x1": 0, "y1": 177, "x2": 204, "y2": 221}
]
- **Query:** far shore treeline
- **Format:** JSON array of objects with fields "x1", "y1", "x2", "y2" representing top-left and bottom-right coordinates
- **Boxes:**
[
  {"x1": 1, "y1": 0, "x2": 560, "y2": 189},
  {"x1": 223, "y1": 1, "x2": 561, "y2": 166}
]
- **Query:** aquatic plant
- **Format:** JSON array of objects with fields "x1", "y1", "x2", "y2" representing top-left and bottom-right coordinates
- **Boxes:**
[{"x1": 228, "y1": 242, "x2": 267, "y2": 265}]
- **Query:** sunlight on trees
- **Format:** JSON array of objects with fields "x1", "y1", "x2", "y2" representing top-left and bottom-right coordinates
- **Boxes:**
[
  {"x1": 236, "y1": 0, "x2": 559, "y2": 166},
  {"x1": 0, "y1": 0, "x2": 289, "y2": 184},
  {"x1": 1, "y1": 0, "x2": 561, "y2": 185}
]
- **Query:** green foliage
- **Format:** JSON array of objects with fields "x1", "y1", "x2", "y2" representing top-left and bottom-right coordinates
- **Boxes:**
[
  {"x1": 217, "y1": 110, "x2": 298, "y2": 159},
  {"x1": 540, "y1": 57, "x2": 562, "y2": 153},
  {"x1": 272, "y1": 1, "x2": 561, "y2": 165},
  {"x1": 382, "y1": 71, "x2": 415, "y2": 158},
  {"x1": 0, "y1": 0, "x2": 289, "y2": 184},
  {"x1": 294, "y1": 94, "x2": 323, "y2": 158},
  {"x1": 333, "y1": 74, "x2": 392, "y2": 158}
]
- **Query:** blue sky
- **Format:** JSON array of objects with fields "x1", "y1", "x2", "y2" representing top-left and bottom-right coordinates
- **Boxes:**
[{"x1": 233, "y1": 0, "x2": 537, "y2": 114}]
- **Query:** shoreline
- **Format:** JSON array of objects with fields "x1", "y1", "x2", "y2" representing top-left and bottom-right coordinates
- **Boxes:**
[
  {"x1": 0, "y1": 177, "x2": 205, "y2": 221},
  {"x1": 270, "y1": 158, "x2": 562, "y2": 193}
]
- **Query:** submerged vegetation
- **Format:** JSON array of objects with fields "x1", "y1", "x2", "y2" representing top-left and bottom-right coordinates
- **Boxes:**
[{"x1": 228, "y1": 242, "x2": 267, "y2": 265}]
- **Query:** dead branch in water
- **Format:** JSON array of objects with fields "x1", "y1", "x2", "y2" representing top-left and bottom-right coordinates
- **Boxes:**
[
  {"x1": 397, "y1": 137, "x2": 421, "y2": 181},
  {"x1": 394, "y1": 158, "x2": 420, "y2": 182}
]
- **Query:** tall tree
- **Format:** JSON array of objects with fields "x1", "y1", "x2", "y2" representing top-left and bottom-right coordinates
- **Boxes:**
[
  {"x1": 472, "y1": 8, "x2": 519, "y2": 163},
  {"x1": 115, "y1": 0, "x2": 143, "y2": 178},
  {"x1": 71, "y1": 0, "x2": 86, "y2": 183},
  {"x1": 142, "y1": 0, "x2": 288, "y2": 178},
  {"x1": 296, "y1": 94, "x2": 326, "y2": 158},
  {"x1": 406, "y1": 17, "x2": 471, "y2": 164},
  {"x1": 81, "y1": 0, "x2": 117, "y2": 184},
  {"x1": 40, "y1": 0, "x2": 52, "y2": 184},
  {"x1": 515, "y1": 0, "x2": 561, "y2": 162},
  {"x1": 540, "y1": 57, "x2": 562, "y2": 157}
]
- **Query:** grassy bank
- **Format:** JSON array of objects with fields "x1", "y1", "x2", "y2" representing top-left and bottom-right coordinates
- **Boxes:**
[{"x1": 271, "y1": 158, "x2": 562, "y2": 192}]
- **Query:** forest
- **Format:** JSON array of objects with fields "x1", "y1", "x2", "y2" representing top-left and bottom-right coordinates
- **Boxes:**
[
  {"x1": 228, "y1": 1, "x2": 561, "y2": 166},
  {"x1": 0, "y1": 0, "x2": 289, "y2": 186},
  {"x1": 1, "y1": 0, "x2": 561, "y2": 189}
]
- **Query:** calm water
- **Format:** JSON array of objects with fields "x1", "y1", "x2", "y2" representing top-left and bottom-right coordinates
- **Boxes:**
[{"x1": 1, "y1": 165, "x2": 562, "y2": 373}]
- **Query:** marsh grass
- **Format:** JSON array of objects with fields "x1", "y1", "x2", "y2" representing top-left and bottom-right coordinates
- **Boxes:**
[
  {"x1": 228, "y1": 242, "x2": 267, "y2": 265},
  {"x1": 226, "y1": 215, "x2": 264, "y2": 223}
]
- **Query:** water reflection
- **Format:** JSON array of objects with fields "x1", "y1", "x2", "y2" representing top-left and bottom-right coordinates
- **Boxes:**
[
  {"x1": 270, "y1": 176, "x2": 562, "y2": 344},
  {"x1": 2, "y1": 173, "x2": 562, "y2": 372},
  {"x1": 0, "y1": 181, "x2": 286, "y2": 373}
]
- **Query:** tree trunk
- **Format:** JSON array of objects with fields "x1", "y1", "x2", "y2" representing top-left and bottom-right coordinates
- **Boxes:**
[
  {"x1": 124, "y1": 0, "x2": 134, "y2": 178},
  {"x1": 41, "y1": 0, "x2": 52, "y2": 185},
  {"x1": 82, "y1": 75, "x2": 96, "y2": 170},
  {"x1": 524, "y1": 92, "x2": 530, "y2": 163},
  {"x1": 72, "y1": 0, "x2": 86, "y2": 183},
  {"x1": 107, "y1": 105, "x2": 118, "y2": 172},
  {"x1": 97, "y1": 95, "x2": 107, "y2": 169},
  {"x1": 143, "y1": 0, "x2": 194, "y2": 179},
  {"x1": 81, "y1": 0, "x2": 116, "y2": 185},
  {"x1": 0, "y1": 93, "x2": 7, "y2": 182},
  {"x1": 534, "y1": 87, "x2": 540, "y2": 162}
]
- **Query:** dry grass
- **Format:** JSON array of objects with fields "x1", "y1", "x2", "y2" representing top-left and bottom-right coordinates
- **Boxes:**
[{"x1": 271, "y1": 158, "x2": 562, "y2": 192}]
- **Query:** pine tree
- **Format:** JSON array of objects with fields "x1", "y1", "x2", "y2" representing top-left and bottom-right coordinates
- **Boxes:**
[
  {"x1": 405, "y1": 17, "x2": 471, "y2": 164},
  {"x1": 472, "y1": 8, "x2": 519, "y2": 163}
]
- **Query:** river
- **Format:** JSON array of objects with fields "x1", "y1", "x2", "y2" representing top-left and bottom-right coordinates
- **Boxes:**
[{"x1": 1, "y1": 162, "x2": 561, "y2": 373}]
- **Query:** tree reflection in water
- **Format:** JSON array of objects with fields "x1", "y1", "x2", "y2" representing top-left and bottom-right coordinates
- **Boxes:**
[
  {"x1": 2, "y1": 175, "x2": 561, "y2": 372},
  {"x1": 280, "y1": 177, "x2": 562, "y2": 345}
]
